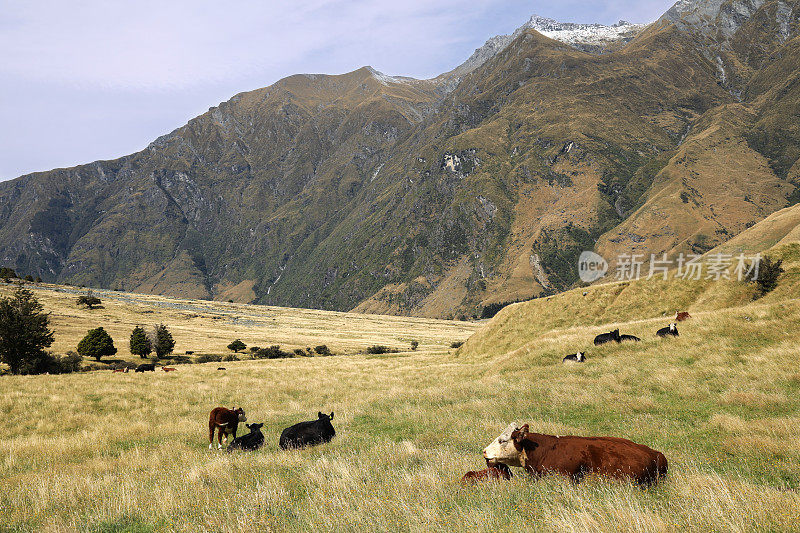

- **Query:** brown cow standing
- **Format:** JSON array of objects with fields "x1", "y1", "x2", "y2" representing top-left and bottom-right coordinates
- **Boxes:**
[
  {"x1": 208, "y1": 407, "x2": 246, "y2": 449},
  {"x1": 483, "y1": 423, "x2": 667, "y2": 485},
  {"x1": 461, "y1": 463, "x2": 512, "y2": 484}
]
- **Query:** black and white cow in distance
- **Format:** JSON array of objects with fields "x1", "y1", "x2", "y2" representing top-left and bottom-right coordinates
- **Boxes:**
[
  {"x1": 656, "y1": 323, "x2": 679, "y2": 337},
  {"x1": 279, "y1": 412, "x2": 335, "y2": 450},
  {"x1": 562, "y1": 352, "x2": 586, "y2": 364}
]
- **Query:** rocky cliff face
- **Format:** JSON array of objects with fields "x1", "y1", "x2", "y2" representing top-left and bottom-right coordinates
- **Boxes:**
[{"x1": 2, "y1": 0, "x2": 799, "y2": 317}]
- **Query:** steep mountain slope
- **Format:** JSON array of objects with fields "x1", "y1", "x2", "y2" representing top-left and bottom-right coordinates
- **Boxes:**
[{"x1": 1, "y1": 0, "x2": 799, "y2": 317}]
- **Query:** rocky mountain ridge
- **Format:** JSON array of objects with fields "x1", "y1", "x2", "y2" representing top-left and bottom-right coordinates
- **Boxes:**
[{"x1": 1, "y1": 0, "x2": 799, "y2": 318}]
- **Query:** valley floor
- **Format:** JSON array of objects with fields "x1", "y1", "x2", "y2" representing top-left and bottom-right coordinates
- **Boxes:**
[{"x1": 1, "y1": 283, "x2": 799, "y2": 531}]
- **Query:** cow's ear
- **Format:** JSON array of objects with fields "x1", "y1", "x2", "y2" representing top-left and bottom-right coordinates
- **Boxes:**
[
  {"x1": 318, "y1": 411, "x2": 324, "y2": 418},
  {"x1": 514, "y1": 424, "x2": 529, "y2": 442},
  {"x1": 329, "y1": 412, "x2": 334, "y2": 420}
]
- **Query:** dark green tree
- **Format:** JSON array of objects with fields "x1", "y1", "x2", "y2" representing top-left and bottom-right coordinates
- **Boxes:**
[
  {"x1": 227, "y1": 339, "x2": 246, "y2": 353},
  {"x1": 152, "y1": 324, "x2": 175, "y2": 358},
  {"x1": 129, "y1": 326, "x2": 152, "y2": 358},
  {"x1": 0, "y1": 287, "x2": 55, "y2": 374},
  {"x1": 77, "y1": 327, "x2": 117, "y2": 362},
  {"x1": 752, "y1": 256, "x2": 784, "y2": 297}
]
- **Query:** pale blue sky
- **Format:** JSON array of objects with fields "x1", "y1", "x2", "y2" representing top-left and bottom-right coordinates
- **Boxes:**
[{"x1": 0, "y1": 0, "x2": 675, "y2": 180}]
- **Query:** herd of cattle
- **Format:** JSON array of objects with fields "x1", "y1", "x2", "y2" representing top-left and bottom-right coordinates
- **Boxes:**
[
  {"x1": 207, "y1": 407, "x2": 668, "y2": 486},
  {"x1": 117, "y1": 314, "x2": 689, "y2": 487},
  {"x1": 208, "y1": 407, "x2": 336, "y2": 452},
  {"x1": 562, "y1": 311, "x2": 689, "y2": 364}
]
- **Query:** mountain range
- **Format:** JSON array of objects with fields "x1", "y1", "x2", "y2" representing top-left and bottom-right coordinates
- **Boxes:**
[{"x1": 1, "y1": 0, "x2": 799, "y2": 318}]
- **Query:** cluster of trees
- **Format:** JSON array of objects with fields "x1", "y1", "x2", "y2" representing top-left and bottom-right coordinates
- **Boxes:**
[
  {"x1": 0, "y1": 268, "x2": 42, "y2": 283},
  {"x1": 227, "y1": 340, "x2": 335, "y2": 358},
  {"x1": 74, "y1": 324, "x2": 175, "y2": 362}
]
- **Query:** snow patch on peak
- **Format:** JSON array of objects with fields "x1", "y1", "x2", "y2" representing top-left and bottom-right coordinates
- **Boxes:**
[
  {"x1": 366, "y1": 66, "x2": 403, "y2": 86},
  {"x1": 444, "y1": 14, "x2": 649, "y2": 82},
  {"x1": 515, "y1": 15, "x2": 647, "y2": 45}
]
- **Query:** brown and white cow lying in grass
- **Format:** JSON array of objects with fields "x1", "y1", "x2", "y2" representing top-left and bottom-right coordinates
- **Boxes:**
[{"x1": 482, "y1": 423, "x2": 667, "y2": 485}]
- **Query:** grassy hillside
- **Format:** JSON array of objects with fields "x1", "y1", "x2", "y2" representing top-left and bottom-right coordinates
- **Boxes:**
[{"x1": 1, "y1": 249, "x2": 799, "y2": 530}]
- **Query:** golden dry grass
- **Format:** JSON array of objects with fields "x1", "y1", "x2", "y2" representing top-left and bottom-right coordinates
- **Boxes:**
[
  {"x1": 1, "y1": 277, "x2": 799, "y2": 531},
  {"x1": 0, "y1": 283, "x2": 476, "y2": 363}
]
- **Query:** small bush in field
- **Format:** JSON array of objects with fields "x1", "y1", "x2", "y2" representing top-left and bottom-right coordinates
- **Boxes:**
[
  {"x1": 196, "y1": 354, "x2": 223, "y2": 363},
  {"x1": 223, "y1": 353, "x2": 239, "y2": 362},
  {"x1": 227, "y1": 339, "x2": 246, "y2": 353},
  {"x1": 314, "y1": 345, "x2": 332, "y2": 356},
  {"x1": 249, "y1": 346, "x2": 261, "y2": 354},
  {"x1": 410, "y1": 340, "x2": 419, "y2": 351},
  {"x1": 255, "y1": 345, "x2": 292, "y2": 359},
  {"x1": 366, "y1": 345, "x2": 398, "y2": 355},
  {"x1": 294, "y1": 348, "x2": 306, "y2": 357},
  {"x1": 752, "y1": 256, "x2": 784, "y2": 298},
  {"x1": 450, "y1": 341, "x2": 464, "y2": 349}
]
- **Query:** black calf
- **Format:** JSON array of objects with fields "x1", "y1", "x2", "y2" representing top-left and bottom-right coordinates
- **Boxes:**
[{"x1": 227, "y1": 423, "x2": 265, "y2": 452}]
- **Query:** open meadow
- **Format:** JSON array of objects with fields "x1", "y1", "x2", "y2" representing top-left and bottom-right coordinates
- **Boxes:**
[{"x1": 1, "y1": 261, "x2": 800, "y2": 531}]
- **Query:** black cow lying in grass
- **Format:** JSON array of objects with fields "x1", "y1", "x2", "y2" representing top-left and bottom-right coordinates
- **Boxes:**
[
  {"x1": 593, "y1": 329, "x2": 620, "y2": 345},
  {"x1": 279, "y1": 412, "x2": 335, "y2": 449},
  {"x1": 620, "y1": 334, "x2": 641, "y2": 342},
  {"x1": 135, "y1": 364, "x2": 155, "y2": 373},
  {"x1": 656, "y1": 323, "x2": 679, "y2": 337},
  {"x1": 227, "y1": 423, "x2": 264, "y2": 452}
]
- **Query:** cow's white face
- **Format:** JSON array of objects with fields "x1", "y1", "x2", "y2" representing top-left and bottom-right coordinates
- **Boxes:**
[
  {"x1": 482, "y1": 423, "x2": 524, "y2": 467},
  {"x1": 670, "y1": 323, "x2": 677, "y2": 331},
  {"x1": 577, "y1": 352, "x2": 585, "y2": 362}
]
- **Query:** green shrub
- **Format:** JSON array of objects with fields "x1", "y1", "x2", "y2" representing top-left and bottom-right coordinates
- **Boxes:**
[
  {"x1": 77, "y1": 292, "x2": 102, "y2": 309},
  {"x1": 294, "y1": 348, "x2": 306, "y2": 357},
  {"x1": 196, "y1": 354, "x2": 223, "y2": 363},
  {"x1": 255, "y1": 345, "x2": 292, "y2": 359},
  {"x1": 223, "y1": 353, "x2": 239, "y2": 362},
  {"x1": 410, "y1": 340, "x2": 419, "y2": 351},
  {"x1": 314, "y1": 345, "x2": 332, "y2": 356},
  {"x1": 227, "y1": 339, "x2": 246, "y2": 353},
  {"x1": 53, "y1": 351, "x2": 83, "y2": 373},
  {"x1": 249, "y1": 346, "x2": 261, "y2": 353},
  {"x1": 366, "y1": 345, "x2": 398, "y2": 355},
  {"x1": 752, "y1": 256, "x2": 784, "y2": 298},
  {"x1": 450, "y1": 341, "x2": 464, "y2": 349}
]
